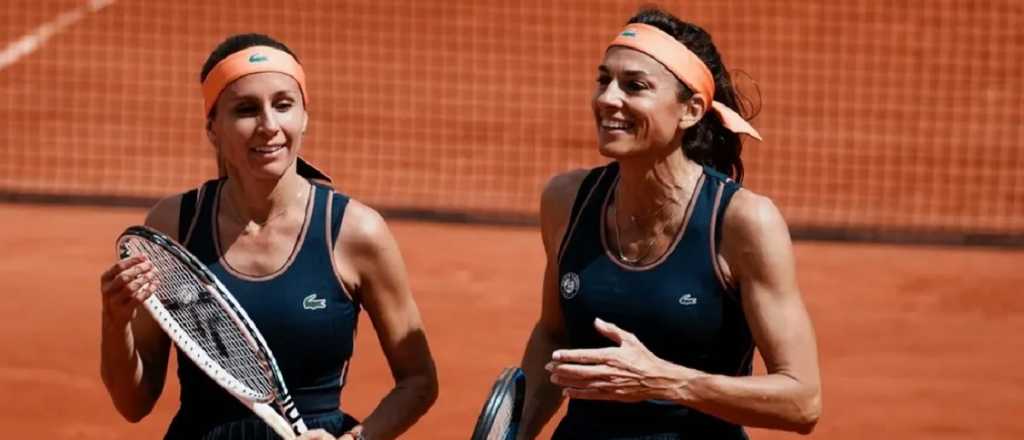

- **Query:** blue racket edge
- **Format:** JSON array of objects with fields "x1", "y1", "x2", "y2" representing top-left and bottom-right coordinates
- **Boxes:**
[{"x1": 470, "y1": 367, "x2": 526, "y2": 440}]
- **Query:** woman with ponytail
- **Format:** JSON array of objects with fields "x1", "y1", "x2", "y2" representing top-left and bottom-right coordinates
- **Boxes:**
[{"x1": 518, "y1": 8, "x2": 821, "y2": 439}]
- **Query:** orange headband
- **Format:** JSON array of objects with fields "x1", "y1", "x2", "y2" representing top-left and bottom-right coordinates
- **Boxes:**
[
  {"x1": 201, "y1": 45, "x2": 308, "y2": 115},
  {"x1": 609, "y1": 23, "x2": 761, "y2": 140}
]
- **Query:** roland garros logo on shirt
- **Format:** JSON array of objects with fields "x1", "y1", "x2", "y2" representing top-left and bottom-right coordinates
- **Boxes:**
[{"x1": 560, "y1": 272, "x2": 580, "y2": 299}]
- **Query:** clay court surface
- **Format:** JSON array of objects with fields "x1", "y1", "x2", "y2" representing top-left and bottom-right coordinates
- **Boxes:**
[{"x1": 0, "y1": 203, "x2": 1020, "y2": 439}]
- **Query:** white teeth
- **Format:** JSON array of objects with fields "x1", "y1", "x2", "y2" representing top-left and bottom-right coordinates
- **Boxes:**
[{"x1": 602, "y1": 120, "x2": 633, "y2": 130}]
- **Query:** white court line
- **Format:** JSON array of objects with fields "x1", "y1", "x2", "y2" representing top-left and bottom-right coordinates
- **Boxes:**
[{"x1": 0, "y1": 0, "x2": 115, "y2": 72}]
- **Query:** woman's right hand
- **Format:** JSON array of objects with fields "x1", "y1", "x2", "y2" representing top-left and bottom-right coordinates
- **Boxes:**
[
  {"x1": 100, "y1": 255, "x2": 158, "y2": 327},
  {"x1": 294, "y1": 429, "x2": 336, "y2": 440}
]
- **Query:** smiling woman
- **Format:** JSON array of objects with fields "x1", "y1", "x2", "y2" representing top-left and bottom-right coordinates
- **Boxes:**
[
  {"x1": 199, "y1": 37, "x2": 316, "y2": 183},
  {"x1": 209, "y1": 71, "x2": 308, "y2": 182},
  {"x1": 98, "y1": 33, "x2": 438, "y2": 440},
  {"x1": 517, "y1": 8, "x2": 821, "y2": 440}
]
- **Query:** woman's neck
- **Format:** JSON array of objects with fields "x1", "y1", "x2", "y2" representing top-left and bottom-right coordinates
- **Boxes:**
[
  {"x1": 221, "y1": 167, "x2": 309, "y2": 226},
  {"x1": 615, "y1": 153, "x2": 702, "y2": 226}
]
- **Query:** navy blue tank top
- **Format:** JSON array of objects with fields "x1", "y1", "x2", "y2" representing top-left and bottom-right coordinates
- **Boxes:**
[
  {"x1": 554, "y1": 162, "x2": 754, "y2": 439},
  {"x1": 165, "y1": 179, "x2": 360, "y2": 438}
]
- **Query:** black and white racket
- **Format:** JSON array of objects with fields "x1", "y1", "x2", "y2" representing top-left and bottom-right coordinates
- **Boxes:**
[
  {"x1": 471, "y1": 367, "x2": 526, "y2": 440},
  {"x1": 117, "y1": 225, "x2": 308, "y2": 439}
]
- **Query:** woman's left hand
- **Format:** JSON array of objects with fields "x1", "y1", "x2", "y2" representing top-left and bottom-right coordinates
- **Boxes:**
[{"x1": 546, "y1": 318, "x2": 698, "y2": 403}]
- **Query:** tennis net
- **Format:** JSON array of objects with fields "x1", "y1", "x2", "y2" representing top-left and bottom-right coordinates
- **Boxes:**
[{"x1": 1, "y1": 0, "x2": 1021, "y2": 244}]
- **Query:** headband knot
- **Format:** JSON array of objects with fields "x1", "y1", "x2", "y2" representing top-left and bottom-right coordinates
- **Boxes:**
[{"x1": 609, "y1": 23, "x2": 761, "y2": 141}]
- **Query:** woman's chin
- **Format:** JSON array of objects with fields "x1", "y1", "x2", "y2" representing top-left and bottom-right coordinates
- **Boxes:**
[
  {"x1": 598, "y1": 141, "x2": 641, "y2": 159},
  {"x1": 241, "y1": 160, "x2": 293, "y2": 181}
]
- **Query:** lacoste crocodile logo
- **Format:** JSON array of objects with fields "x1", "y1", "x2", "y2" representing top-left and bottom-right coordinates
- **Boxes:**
[{"x1": 303, "y1": 293, "x2": 326, "y2": 310}]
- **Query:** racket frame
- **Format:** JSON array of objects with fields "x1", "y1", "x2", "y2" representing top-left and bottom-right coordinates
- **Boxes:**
[
  {"x1": 471, "y1": 366, "x2": 526, "y2": 440},
  {"x1": 118, "y1": 225, "x2": 308, "y2": 439}
]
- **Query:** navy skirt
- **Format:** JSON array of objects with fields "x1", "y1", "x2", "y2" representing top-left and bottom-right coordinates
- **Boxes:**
[{"x1": 165, "y1": 410, "x2": 359, "y2": 440}]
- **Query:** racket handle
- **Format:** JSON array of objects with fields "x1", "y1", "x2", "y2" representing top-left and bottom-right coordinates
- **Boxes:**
[{"x1": 280, "y1": 397, "x2": 308, "y2": 434}]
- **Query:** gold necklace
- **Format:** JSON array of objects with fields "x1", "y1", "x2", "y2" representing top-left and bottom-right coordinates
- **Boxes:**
[
  {"x1": 612, "y1": 205, "x2": 656, "y2": 264},
  {"x1": 613, "y1": 193, "x2": 680, "y2": 265},
  {"x1": 221, "y1": 183, "x2": 305, "y2": 227},
  {"x1": 611, "y1": 175, "x2": 690, "y2": 265}
]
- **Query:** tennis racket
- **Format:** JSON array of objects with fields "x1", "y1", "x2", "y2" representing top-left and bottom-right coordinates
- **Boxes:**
[
  {"x1": 117, "y1": 225, "x2": 308, "y2": 439},
  {"x1": 470, "y1": 367, "x2": 526, "y2": 440}
]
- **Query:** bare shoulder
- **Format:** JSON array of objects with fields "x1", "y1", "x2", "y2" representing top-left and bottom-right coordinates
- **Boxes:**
[
  {"x1": 540, "y1": 169, "x2": 590, "y2": 213},
  {"x1": 539, "y1": 169, "x2": 590, "y2": 249},
  {"x1": 721, "y1": 188, "x2": 795, "y2": 282},
  {"x1": 143, "y1": 194, "x2": 184, "y2": 241},
  {"x1": 336, "y1": 198, "x2": 392, "y2": 255},
  {"x1": 722, "y1": 188, "x2": 791, "y2": 244}
]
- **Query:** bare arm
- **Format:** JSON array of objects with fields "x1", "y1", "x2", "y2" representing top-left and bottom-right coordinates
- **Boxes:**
[
  {"x1": 99, "y1": 196, "x2": 178, "y2": 422},
  {"x1": 548, "y1": 190, "x2": 821, "y2": 434},
  {"x1": 670, "y1": 191, "x2": 821, "y2": 432},
  {"x1": 517, "y1": 260, "x2": 567, "y2": 439},
  {"x1": 336, "y1": 201, "x2": 438, "y2": 440},
  {"x1": 517, "y1": 170, "x2": 587, "y2": 439}
]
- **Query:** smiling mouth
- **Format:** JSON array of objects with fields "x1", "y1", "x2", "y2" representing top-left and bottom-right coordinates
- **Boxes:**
[
  {"x1": 600, "y1": 119, "x2": 635, "y2": 131},
  {"x1": 251, "y1": 144, "x2": 286, "y2": 154}
]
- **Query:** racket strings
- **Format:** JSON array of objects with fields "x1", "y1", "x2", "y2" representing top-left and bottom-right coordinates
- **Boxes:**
[{"x1": 125, "y1": 238, "x2": 276, "y2": 400}]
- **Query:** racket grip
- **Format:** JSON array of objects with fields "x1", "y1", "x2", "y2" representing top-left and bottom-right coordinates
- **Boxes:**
[{"x1": 280, "y1": 397, "x2": 308, "y2": 434}]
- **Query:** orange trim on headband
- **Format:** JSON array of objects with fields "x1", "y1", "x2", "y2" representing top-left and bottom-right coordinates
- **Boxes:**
[
  {"x1": 201, "y1": 45, "x2": 308, "y2": 115},
  {"x1": 609, "y1": 23, "x2": 762, "y2": 140}
]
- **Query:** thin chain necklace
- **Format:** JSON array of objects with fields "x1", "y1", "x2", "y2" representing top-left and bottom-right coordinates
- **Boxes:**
[
  {"x1": 612, "y1": 195, "x2": 679, "y2": 265},
  {"x1": 612, "y1": 206, "x2": 656, "y2": 264},
  {"x1": 611, "y1": 173, "x2": 693, "y2": 265},
  {"x1": 221, "y1": 182, "x2": 307, "y2": 228}
]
